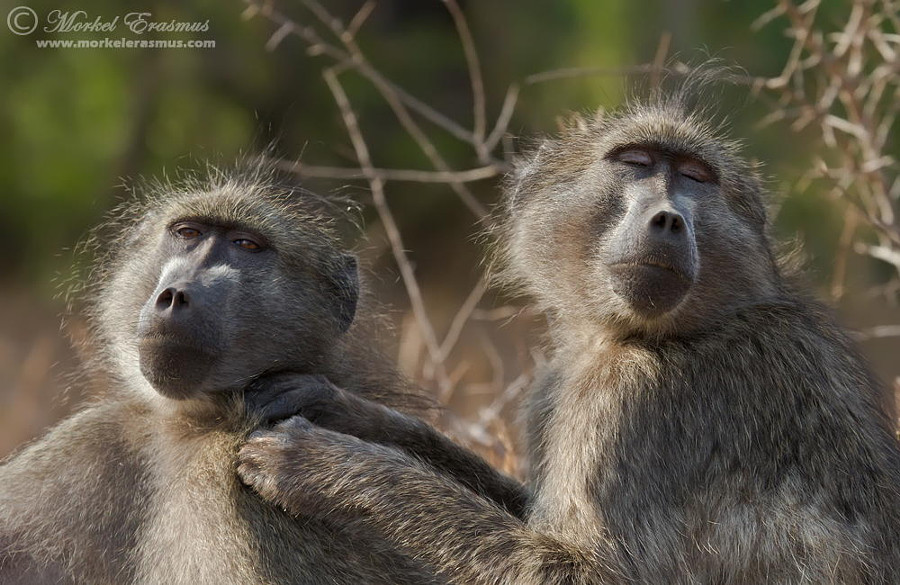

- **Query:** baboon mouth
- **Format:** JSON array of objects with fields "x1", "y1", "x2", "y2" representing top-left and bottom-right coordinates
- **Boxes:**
[
  {"x1": 609, "y1": 261, "x2": 693, "y2": 284},
  {"x1": 607, "y1": 261, "x2": 695, "y2": 316},
  {"x1": 138, "y1": 335, "x2": 219, "y2": 360},
  {"x1": 138, "y1": 337, "x2": 219, "y2": 399}
]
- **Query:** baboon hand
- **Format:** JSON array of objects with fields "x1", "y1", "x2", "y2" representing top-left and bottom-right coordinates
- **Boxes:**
[
  {"x1": 238, "y1": 416, "x2": 321, "y2": 510},
  {"x1": 237, "y1": 415, "x2": 394, "y2": 518},
  {"x1": 245, "y1": 373, "x2": 344, "y2": 426},
  {"x1": 246, "y1": 372, "x2": 390, "y2": 441}
]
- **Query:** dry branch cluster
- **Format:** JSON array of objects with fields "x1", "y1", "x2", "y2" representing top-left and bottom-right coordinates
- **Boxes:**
[
  {"x1": 754, "y1": 0, "x2": 900, "y2": 302},
  {"x1": 754, "y1": 0, "x2": 900, "y2": 406},
  {"x1": 242, "y1": 0, "x2": 900, "y2": 462}
]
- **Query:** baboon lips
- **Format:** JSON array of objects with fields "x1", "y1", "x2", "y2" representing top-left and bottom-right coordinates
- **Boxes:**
[
  {"x1": 138, "y1": 336, "x2": 217, "y2": 399},
  {"x1": 608, "y1": 261, "x2": 694, "y2": 316}
]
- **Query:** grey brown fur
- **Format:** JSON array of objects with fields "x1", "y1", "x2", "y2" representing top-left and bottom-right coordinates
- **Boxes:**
[
  {"x1": 244, "y1": 372, "x2": 529, "y2": 519},
  {"x1": 0, "y1": 164, "x2": 447, "y2": 585},
  {"x1": 238, "y1": 86, "x2": 900, "y2": 584}
]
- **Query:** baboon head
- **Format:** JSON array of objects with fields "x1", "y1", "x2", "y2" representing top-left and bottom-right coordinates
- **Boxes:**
[
  {"x1": 500, "y1": 94, "x2": 779, "y2": 338},
  {"x1": 93, "y1": 168, "x2": 358, "y2": 400}
]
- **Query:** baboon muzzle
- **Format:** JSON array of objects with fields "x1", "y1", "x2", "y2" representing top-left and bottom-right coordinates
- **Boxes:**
[
  {"x1": 606, "y1": 199, "x2": 698, "y2": 317},
  {"x1": 137, "y1": 268, "x2": 228, "y2": 399}
]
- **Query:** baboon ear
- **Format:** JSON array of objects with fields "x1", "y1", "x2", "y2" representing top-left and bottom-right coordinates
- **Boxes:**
[{"x1": 328, "y1": 254, "x2": 359, "y2": 334}]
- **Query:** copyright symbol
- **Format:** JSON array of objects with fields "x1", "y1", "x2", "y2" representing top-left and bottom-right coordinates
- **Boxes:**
[{"x1": 7, "y1": 6, "x2": 38, "y2": 35}]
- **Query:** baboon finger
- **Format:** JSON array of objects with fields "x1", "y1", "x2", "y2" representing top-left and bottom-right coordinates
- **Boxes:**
[
  {"x1": 246, "y1": 377, "x2": 338, "y2": 424},
  {"x1": 273, "y1": 415, "x2": 316, "y2": 433}
]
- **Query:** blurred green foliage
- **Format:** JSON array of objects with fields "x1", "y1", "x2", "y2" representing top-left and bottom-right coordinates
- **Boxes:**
[{"x1": 0, "y1": 0, "x2": 862, "y2": 288}]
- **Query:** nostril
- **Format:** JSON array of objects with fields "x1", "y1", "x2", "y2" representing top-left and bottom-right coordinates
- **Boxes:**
[
  {"x1": 155, "y1": 287, "x2": 189, "y2": 310},
  {"x1": 649, "y1": 210, "x2": 685, "y2": 235},
  {"x1": 172, "y1": 290, "x2": 189, "y2": 307},
  {"x1": 651, "y1": 212, "x2": 668, "y2": 229},
  {"x1": 155, "y1": 288, "x2": 174, "y2": 309}
]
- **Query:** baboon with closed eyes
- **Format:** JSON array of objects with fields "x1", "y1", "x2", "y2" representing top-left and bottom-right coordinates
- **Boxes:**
[
  {"x1": 238, "y1": 85, "x2": 900, "y2": 584},
  {"x1": 0, "y1": 163, "x2": 522, "y2": 585}
]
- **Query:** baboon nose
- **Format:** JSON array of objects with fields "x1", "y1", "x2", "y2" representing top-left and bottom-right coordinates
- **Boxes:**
[
  {"x1": 155, "y1": 287, "x2": 190, "y2": 311},
  {"x1": 649, "y1": 210, "x2": 684, "y2": 235}
]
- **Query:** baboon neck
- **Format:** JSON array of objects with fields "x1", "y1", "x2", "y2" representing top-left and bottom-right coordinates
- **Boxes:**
[
  {"x1": 151, "y1": 390, "x2": 247, "y2": 432},
  {"x1": 553, "y1": 295, "x2": 858, "y2": 405}
]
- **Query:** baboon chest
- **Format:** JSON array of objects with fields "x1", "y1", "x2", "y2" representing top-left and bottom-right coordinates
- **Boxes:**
[
  {"x1": 527, "y1": 357, "x2": 634, "y2": 544},
  {"x1": 527, "y1": 352, "x2": 717, "y2": 553},
  {"x1": 135, "y1": 428, "x2": 430, "y2": 585}
]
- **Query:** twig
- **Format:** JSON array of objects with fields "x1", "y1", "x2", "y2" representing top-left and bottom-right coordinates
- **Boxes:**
[
  {"x1": 831, "y1": 207, "x2": 859, "y2": 301},
  {"x1": 246, "y1": 0, "x2": 479, "y2": 146},
  {"x1": 322, "y1": 67, "x2": 452, "y2": 395},
  {"x1": 471, "y1": 306, "x2": 529, "y2": 322},
  {"x1": 274, "y1": 160, "x2": 502, "y2": 183},
  {"x1": 346, "y1": 0, "x2": 376, "y2": 40},
  {"x1": 441, "y1": 0, "x2": 488, "y2": 162},
  {"x1": 439, "y1": 279, "x2": 487, "y2": 361},
  {"x1": 757, "y1": 0, "x2": 900, "y2": 284},
  {"x1": 477, "y1": 330, "x2": 505, "y2": 402},
  {"x1": 651, "y1": 32, "x2": 672, "y2": 88},
  {"x1": 301, "y1": 0, "x2": 490, "y2": 217},
  {"x1": 484, "y1": 83, "x2": 520, "y2": 153},
  {"x1": 478, "y1": 372, "x2": 529, "y2": 424},
  {"x1": 853, "y1": 325, "x2": 900, "y2": 341},
  {"x1": 524, "y1": 62, "x2": 688, "y2": 85}
]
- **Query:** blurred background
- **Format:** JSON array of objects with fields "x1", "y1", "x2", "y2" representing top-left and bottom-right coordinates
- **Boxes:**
[{"x1": 1, "y1": 0, "x2": 898, "y2": 468}]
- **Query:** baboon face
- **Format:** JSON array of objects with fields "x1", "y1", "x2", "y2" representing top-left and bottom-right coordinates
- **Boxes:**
[
  {"x1": 102, "y1": 187, "x2": 358, "y2": 400},
  {"x1": 599, "y1": 146, "x2": 703, "y2": 317},
  {"x1": 505, "y1": 108, "x2": 776, "y2": 336}
]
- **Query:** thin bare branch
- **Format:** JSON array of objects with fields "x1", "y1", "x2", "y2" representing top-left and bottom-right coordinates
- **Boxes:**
[
  {"x1": 245, "y1": 0, "x2": 479, "y2": 146},
  {"x1": 471, "y1": 306, "x2": 529, "y2": 322},
  {"x1": 346, "y1": 0, "x2": 376, "y2": 40},
  {"x1": 479, "y1": 372, "x2": 529, "y2": 422},
  {"x1": 524, "y1": 62, "x2": 690, "y2": 85},
  {"x1": 853, "y1": 325, "x2": 900, "y2": 340},
  {"x1": 484, "y1": 83, "x2": 520, "y2": 153},
  {"x1": 441, "y1": 0, "x2": 488, "y2": 154},
  {"x1": 439, "y1": 279, "x2": 487, "y2": 361},
  {"x1": 831, "y1": 207, "x2": 859, "y2": 301},
  {"x1": 299, "y1": 0, "x2": 491, "y2": 216},
  {"x1": 858, "y1": 243, "x2": 900, "y2": 270},
  {"x1": 651, "y1": 32, "x2": 672, "y2": 88},
  {"x1": 275, "y1": 160, "x2": 502, "y2": 183},
  {"x1": 321, "y1": 67, "x2": 452, "y2": 394}
]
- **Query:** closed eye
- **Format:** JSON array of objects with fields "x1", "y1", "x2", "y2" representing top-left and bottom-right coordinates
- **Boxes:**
[
  {"x1": 616, "y1": 149, "x2": 653, "y2": 167},
  {"x1": 678, "y1": 161, "x2": 712, "y2": 184}
]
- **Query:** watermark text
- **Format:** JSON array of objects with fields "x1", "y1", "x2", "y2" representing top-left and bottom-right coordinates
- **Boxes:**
[{"x1": 6, "y1": 7, "x2": 214, "y2": 50}]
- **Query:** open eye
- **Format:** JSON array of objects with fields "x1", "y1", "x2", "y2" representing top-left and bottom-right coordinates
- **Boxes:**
[
  {"x1": 174, "y1": 224, "x2": 202, "y2": 239},
  {"x1": 679, "y1": 161, "x2": 712, "y2": 184},
  {"x1": 233, "y1": 238, "x2": 262, "y2": 251},
  {"x1": 617, "y1": 149, "x2": 653, "y2": 166}
]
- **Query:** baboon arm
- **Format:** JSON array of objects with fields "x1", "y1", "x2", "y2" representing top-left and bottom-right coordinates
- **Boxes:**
[
  {"x1": 0, "y1": 403, "x2": 147, "y2": 585},
  {"x1": 246, "y1": 373, "x2": 530, "y2": 517},
  {"x1": 239, "y1": 417, "x2": 624, "y2": 585},
  {"x1": 366, "y1": 408, "x2": 529, "y2": 518}
]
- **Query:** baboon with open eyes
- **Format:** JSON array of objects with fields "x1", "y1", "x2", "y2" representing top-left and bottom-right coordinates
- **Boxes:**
[
  {"x1": 0, "y1": 163, "x2": 530, "y2": 585},
  {"x1": 238, "y1": 85, "x2": 900, "y2": 584}
]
